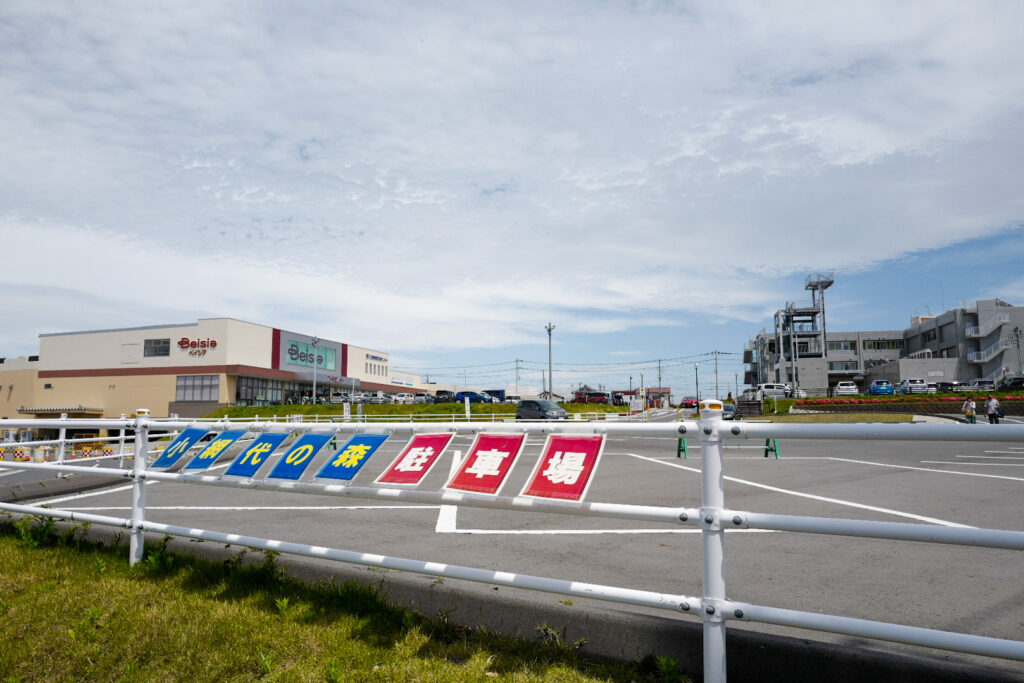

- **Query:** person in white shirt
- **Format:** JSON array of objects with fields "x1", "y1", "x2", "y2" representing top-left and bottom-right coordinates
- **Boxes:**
[
  {"x1": 962, "y1": 396, "x2": 977, "y2": 424},
  {"x1": 985, "y1": 395, "x2": 1001, "y2": 424}
]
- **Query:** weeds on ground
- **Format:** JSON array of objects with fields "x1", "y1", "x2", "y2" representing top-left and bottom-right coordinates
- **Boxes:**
[{"x1": 0, "y1": 516, "x2": 690, "y2": 681}]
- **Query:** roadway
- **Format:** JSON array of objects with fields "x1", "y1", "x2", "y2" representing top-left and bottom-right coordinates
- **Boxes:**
[{"x1": 3, "y1": 411, "x2": 1023, "y2": 679}]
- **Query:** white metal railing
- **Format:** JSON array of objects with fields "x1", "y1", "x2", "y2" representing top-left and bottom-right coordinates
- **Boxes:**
[
  {"x1": 1, "y1": 408, "x2": 1023, "y2": 682},
  {"x1": 983, "y1": 365, "x2": 1011, "y2": 383},
  {"x1": 217, "y1": 410, "x2": 635, "y2": 423},
  {"x1": 966, "y1": 313, "x2": 1010, "y2": 338},
  {"x1": 968, "y1": 339, "x2": 1012, "y2": 363}
]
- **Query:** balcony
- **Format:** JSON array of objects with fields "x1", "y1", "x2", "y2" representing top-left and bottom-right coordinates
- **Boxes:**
[
  {"x1": 967, "y1": 339, "x2": 1012, "y2": 363},
  {"x1": 965, "y1": 313, "x2": 1009, "y2": 338}
]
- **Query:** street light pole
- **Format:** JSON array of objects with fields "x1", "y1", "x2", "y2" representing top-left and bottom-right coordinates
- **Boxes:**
[
  {"x1": 311, "y1": 336, "x2": 320, "y2": 404},
  {"x1": 695, "y1": 363, "x2": 700, "y2": 403},
  {"x1": 545, "y1": 323, "x2": 555, "y2": 398}
]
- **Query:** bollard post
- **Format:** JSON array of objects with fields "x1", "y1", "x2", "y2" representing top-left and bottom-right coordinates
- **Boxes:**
[
  {"x1": 129, "y1": 409, "x2": 150, "y2": 566},
  {"x1": 698, "y1": 399, "x2": 727, "y2": 682}
]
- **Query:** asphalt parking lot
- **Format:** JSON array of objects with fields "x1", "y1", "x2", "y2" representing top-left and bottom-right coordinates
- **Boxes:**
[{"x1": 4, "y1": 413, "x2": 1024, "y2": 680}]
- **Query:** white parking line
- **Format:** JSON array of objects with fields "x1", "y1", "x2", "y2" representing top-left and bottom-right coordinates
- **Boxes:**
[
  {"x1": 960, "y1": 454, "x2": 1024, "y2": 460},
  {"x1": 62, "y1": 505, "x2": 440, "y2": 511},
  {"x1": 831, "y1": 457, "x2": 1024, "y2": 483},
  {"x1": 920, "y1": 462, "x2": 1024, "y2": 467},
  {"x1": 628, "y1": 453, "x2": 973, "y2": 528}
]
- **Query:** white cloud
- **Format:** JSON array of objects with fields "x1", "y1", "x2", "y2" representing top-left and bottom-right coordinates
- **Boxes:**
[{"x1": 1, "y1": 1, "x2": 1023, "y2": 372}]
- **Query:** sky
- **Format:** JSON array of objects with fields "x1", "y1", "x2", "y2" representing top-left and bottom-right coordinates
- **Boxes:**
[{"x1": 2, "y1": 1, "x2": 1023, "y2": 399}]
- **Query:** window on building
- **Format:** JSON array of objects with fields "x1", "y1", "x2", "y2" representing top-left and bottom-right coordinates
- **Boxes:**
[
  {"x1": 827, "y1": 341, "x2": 856, "y2": 352},
  {"x1": 144, "y1": 338, "x2": 171, "y2": 357},
  {"x1": 863, "y1": 339, "x2": 905, "y2": 351},
  {"x1": 176, "y1": 375, "x2": 219, "y2": 402},
  {"x1": 922, "y1": 330, "x2": 937, "y2": 343},
  {"x1": 828, "y1": 361, "x2": 860, "y2": 372}
]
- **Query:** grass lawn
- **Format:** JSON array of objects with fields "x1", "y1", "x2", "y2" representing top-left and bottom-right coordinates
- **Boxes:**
[
  {"x1": 206, "y1": 403, "x2": 628, "y2": 420},
  {"x1": 752, "y1": 413, "x2": 915, "y2": 423},
  {"x1": 0, "y1": 518, "x2": 688, "y2": 682}
]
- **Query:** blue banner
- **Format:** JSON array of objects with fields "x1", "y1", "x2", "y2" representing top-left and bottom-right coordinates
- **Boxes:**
[
  {"x1": 183, "y1": 430, "x2": 247, "y2": 471},
  {"x1": 224, "y1": 433, "x2": 289, "y2": 478},
  {"x1": 314, "y1": 434, "x2": 389, "y2": 481},
  {"x1": 267, "y1": 433, "x2": 334, "y2": 480},
  {"x1": 151, "y1": 428, "x2": 209, "y2": 469}
]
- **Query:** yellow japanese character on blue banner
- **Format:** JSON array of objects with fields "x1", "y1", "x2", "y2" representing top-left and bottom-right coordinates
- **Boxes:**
[{"x1": 315, "y1": 434, "x2": 388, "y2": 481}]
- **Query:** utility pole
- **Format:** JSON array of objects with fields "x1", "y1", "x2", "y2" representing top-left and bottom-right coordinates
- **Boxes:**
[
  {"x1": 515, "y1": 359, "x2": 522, "y2": 397},
  {"x1": 1013, "y1": 326, "x2": 1023, "y2": 376},
  {"x1": 545, "y1": 323, "x2": 555, "y2": 397},
  {"x1": 714, "y1": 351, "x2": 720, "y2": 398},
  {"x1": 311, "y1": 336, "x2": 320, "y2": 404},
  {"x1": 694, "y1": 363, "x2": 700, "y2": 403}
]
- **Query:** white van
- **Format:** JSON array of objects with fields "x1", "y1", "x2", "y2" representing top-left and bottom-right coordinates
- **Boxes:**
[{"x1": 755, "y1": 383, "x2": 789, "y2": 398}]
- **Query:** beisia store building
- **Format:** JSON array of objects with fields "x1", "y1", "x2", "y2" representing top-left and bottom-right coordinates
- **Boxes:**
[{"x1": 0, "y1": 318, "x2": 432, "y2": 420}]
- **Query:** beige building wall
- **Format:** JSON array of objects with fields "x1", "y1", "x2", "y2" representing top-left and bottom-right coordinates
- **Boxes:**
[
  {"x1": 39, "y1": 318, "x2": 273, "y2": 371},
  {"x1": 346, "y1": 344, "x2": 391, "y2": 385},
  {"x1": 0, "y1": 359, "x2": 41, "y2": 420}
]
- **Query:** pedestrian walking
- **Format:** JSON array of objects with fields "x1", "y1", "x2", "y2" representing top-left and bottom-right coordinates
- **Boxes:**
[
  {"x1": 985, "y1": 395, "x2": 1001, "y2": 424},
  {"x1": 962, "y1": 396, "x2": 977, "y2": 424}
]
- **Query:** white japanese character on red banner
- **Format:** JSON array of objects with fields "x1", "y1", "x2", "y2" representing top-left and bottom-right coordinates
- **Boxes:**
[
  {"x1": 464, "y1": 448, "x2": 509, "y2": 478},
  {"x1": 541, "y1": 451, "x2": 586, "y2": 485},
  {"x1": 394, "y1": 446, "x2": 435, "y2": 472}
]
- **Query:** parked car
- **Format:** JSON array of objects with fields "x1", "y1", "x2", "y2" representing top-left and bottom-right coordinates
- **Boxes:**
[
  {"x1": 504, "y1": 395, "x2": 521, "y2": 403},
  {"x1": 721, "y1": 403, "x2": 741, "y2": 420},
  {"x1": 998, "y1": 377, "x2": 1024, "y2": 391},
  {"x1": 515, "y1": 399, "x2": 568, "y2": 420},
  {"x1": 413, "y1": 392, "x2": 434, "y2": 404},
  {"x1": 680, "y1": 396, "x2": 699, "y2": 409},
  {"x1": 394, "y1": 393, "x2": 415, "y2": 404},
  {"x1": 897, "y1": 378, "x2": 928, "y2": 394},
  {"x1": 455, "y1": 391, "x2": 489, "y2": 403},
  {"x1": 868, "y1": 379, "x2": 894, "y2": 395},
  {"x1": 834, "y1": 381, "x2": 859, "y2": 396},
  {"x1": 967, "y1": 379, "x2": 996, "y2": 391},
  {"x1": 329, "y1": 392, "x2": 349, "y2": 404},
  {"x1": 755, "y1": 383, "x2": 788, "y2": 398},
  {"x1": 926, "y1": 383, "x2": 938, "y2": 394},
  {"x1": 434, "y1": 390, "x2": 457, "y2": 403},
  {"x1": 935, "y1": 381, "x2": 965, "y2": 393}
]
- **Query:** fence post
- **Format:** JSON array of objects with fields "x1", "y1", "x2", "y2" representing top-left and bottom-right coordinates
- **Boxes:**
[
  {"x1": 129, "y1": 409, "x2": 150, "y2": 566},
  {"x1": 118, "y1": 414, "x2": 127, "y2": 467},
  {"x1": 698, "y1": 400, "x2": 727, "y2": 682},
  {"x1": 57, "y1": 412, "x2": 68, "y2": 464}
]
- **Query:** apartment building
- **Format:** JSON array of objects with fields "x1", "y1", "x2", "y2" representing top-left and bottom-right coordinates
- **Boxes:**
[{"x1": 744, "y1": 283, "x2": 1023, "y2": 394}]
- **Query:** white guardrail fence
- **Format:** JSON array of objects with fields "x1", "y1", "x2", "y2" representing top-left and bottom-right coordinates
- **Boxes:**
[{"x1": 1, "y1": 401, "x2": 1023, "y2": 682}]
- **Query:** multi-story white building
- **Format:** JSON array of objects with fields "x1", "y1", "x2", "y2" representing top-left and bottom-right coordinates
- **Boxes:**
[
  {"x1": 745, "y1": 287, "x2": 1024, "y2": 394},
  {"x1": 0, "y1": 318, "x2": 438, "y2": 420}
]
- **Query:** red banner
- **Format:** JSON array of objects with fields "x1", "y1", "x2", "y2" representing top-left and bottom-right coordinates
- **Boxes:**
[
  {"x1": 445, "y1": 434, "x2": 527, "y2": 495},
  {"x1": 374, "y1": 433, "x2": 454, "y2": 486},
  {"x1": 520, "y1": 435, "x2": 605, "y2": 501}
]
